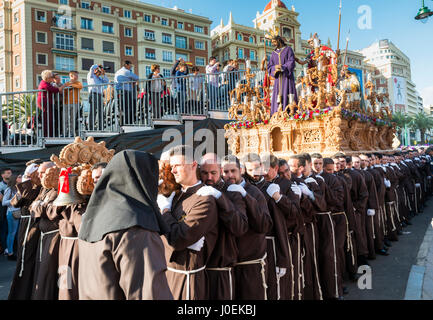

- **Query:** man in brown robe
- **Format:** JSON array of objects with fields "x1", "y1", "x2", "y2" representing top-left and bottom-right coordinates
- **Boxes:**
[
  {"x1": 199, "y1": 153, "x2": 248, "y2": 300},
  {"x1": 222, "y1": 155, "x2": 273, "y2": 300},
  {"x1": 360, "y1": 155, "x2": 388, "y2": 257},
  {"x1": 8, "y1": 163, "x2": 42, "y2": 300},
  {"x1": 262, "y1": 154, "x2": 301, "y2": 300},
  {"x1": 78, "y1": 151, "x2": 172, "y2": 300},
  {"x1": 338, "y1": 155, "x2": 369, "y2": 268},
  {"x1": 312, "y1": 155, "x2": 345, "y2": 300},
  {"x1": 160, "y1": 145, "x2": 219, "y2": 300},
  {"x1": 353, "y1": 156, "x2": 379, "y2": 261},
  {"x1": 31, "y1": 162, "x2": 61, "y2": 300},
  {"x1": 289, "y1": 154, "x2": 326, "y2": 300}
]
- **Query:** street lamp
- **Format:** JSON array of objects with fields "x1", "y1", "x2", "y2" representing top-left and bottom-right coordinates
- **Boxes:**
[{"x1": 415, "y1": 0, "x2": 433, "y2": 22}]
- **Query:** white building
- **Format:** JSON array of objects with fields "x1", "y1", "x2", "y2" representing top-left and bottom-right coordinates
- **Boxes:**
[{"x1": 359, "y1": 39, "x2": 419, "y2": 116}]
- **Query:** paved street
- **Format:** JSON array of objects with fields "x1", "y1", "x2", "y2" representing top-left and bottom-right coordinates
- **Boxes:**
[
  {"x1": 345, "y1": 198, "x2": 433, "y2": 300},
  {"x1": 1, "y1": 202, "x2": 432, "y2": 300}
]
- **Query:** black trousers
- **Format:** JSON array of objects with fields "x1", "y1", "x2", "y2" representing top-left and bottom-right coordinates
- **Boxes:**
[{"x1": 88, "y1": 92, "x2": 104, "y2": 130}]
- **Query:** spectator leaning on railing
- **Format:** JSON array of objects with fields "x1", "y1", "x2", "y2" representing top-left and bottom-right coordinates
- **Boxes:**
[
  {"x1": 206, "y1": 56, "x2": 220, "y2": 110},
  {"x1": 87, "y1": 64, "x2": 109, "y2": 131},
  {"x1": 37, "y1": 70, "x2": 69, "y2": 137},
  {"x1": 62, "y1": 71, "x2": 83, "y2": 137},
  {"x1": 175, "y1": 63, "x2": 188, "y2": 114},
  {"x1": 115, "y1": 61, "x2": 139, "y2": 126},
  {"x1": 189, "y1": 66, "x2": 204, "y2": 110},
  {"x1": 146, "y1": 64, "x2": 166, "y2": 118}
]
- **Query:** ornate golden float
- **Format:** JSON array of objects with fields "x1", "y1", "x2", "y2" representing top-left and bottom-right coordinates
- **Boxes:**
[{"x1": 224, "y1": 42, "x2": 398, "y2": 158}]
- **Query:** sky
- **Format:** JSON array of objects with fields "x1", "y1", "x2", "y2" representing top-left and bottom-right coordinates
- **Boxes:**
[{"x1": 142, "y1": 0, "x2": 433, "y2": 107}]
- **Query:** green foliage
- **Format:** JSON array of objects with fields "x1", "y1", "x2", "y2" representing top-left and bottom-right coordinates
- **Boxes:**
[{"x1": 1, "y1": 94, "x2": 37, "y2": 127}]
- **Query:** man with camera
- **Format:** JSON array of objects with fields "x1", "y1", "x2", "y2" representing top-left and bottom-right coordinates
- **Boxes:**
[
  {"x1": 115, "y1": 61, "x2": 139, "y2": 126},
  {"x1": 87, "y1": 64, "x2": 109, "y2": 131}
]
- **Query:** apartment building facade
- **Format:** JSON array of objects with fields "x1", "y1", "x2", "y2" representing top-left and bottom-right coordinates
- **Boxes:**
[
  {"x1": 211, "y1": 0, "x2": 306, "y2": 74},
  {"x1": 0, "y1": 0, "x2": 212, "y2": 92}
]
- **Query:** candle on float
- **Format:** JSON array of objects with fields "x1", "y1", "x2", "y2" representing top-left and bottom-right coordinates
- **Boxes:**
[
  {"x1": 289, "y1": 94, "x2": 294, "y2": 104},
  {"x1": 244, "y1": 96, "x2": 248, "y2": 105},
  {"x1": 301, "y1": 87, "x2": 306, "y2": 98},
  {"x1": 326, "y1": 82, "x2": 331, "y2": 93},
  {"x1": 303, "y1": 66, "x2": 308, "y2": 77},
  {"x1": 317, "y1": 61, "x2": 322, "y2": 72},
  {"x1": 313, "y1": 38, "x2": 320, "y2": 48},
  {"x1": 307, "y1": 86, "x2": 312, "y2": 96},
  {"x1": 246, "y1": 60, "x2": 251, "y2": 70},
  {"x1": 231, "y1": 97, "x2": 236, "y2": 105},
  {"x1": 255, "y1": 78, "x2": 259, "y2": 88}
]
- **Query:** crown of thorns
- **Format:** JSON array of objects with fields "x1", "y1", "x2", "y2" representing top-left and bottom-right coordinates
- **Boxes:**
[{"x1": 265, "y1": 26, "x2": 280, "y2": 40}]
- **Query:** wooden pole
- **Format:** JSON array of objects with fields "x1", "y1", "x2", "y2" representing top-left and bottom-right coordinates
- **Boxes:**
[{"x1": 337, "y1": 0, "x2": 342, "y2": 51}]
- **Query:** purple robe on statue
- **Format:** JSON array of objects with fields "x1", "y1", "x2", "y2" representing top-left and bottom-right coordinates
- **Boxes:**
[{"x1": 267, "y1": 46, "x2": 297, "y2": 115}]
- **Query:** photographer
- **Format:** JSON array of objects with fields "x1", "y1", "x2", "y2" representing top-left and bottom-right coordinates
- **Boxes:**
[
  {"x1": 115, "y1": 61, "x2": 139, "y2": 126},
  {"x1": 87, "y1": 64, "x2": 109, "y2": 131}
]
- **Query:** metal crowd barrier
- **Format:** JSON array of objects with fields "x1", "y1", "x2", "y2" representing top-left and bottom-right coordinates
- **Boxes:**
[{"x1": 0, "y1": 69, "x2": 265, "y2": 148}]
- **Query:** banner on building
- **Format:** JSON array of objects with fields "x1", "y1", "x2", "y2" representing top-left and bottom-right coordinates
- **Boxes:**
[{"x1": 393, "y1": 76, "x2": 407, "y2": 110}]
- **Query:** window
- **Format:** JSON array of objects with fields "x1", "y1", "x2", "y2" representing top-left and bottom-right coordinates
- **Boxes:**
[
  {"x1": 14, "y1": 55, "x2": 20, "y2": 66},
  {"x1": 162, "y1": 51, "x2": 173, "y2": 62},
  {"x1": 36, "y1": 10, "x2": 46, "y2": 22},
  {"x1": 161, "y1": 18, "x2": 168, "y2": 26},
  {"x1": 36, "y1": 31, "x2": 47, "y2": 44},
  {"x1": 124, "y1": 10, "x2": 131, "y2": 18},
  {"x1": 177, "y1": 22, "x2": 183, "y2": 29},
  {"x1": 163, "y1": 69, "x2": 171, "y2": 78},
  {"x1": 81, "y1": 1, "x2": 90, "y2": 9},
  {"x1": 237, "y1": 34, "x2": 242, "y2": 41},
  {"x1": 144, "y1": 15, "x2": 151, "y2": 22},
  {"x1": 82, "y1": 58, "x2": 94, "y2": 70},
  {"x1": 103, "y1": 61, "x2": 115, "y2": 73},
  {"x1": 102, "y1": 6, "x2": 110, "y2": 14},
  {"x1": 81, "y1": 37, "x2": 94, "y2": 50},
  {"x1": 102, "y1": 41, "x2": 114, "y2": 54},
  {"x1": 195, "y1": 40, "x2": 204, "y2": 50},
  {"x1": 145, "y1": 66, "x2": 152, "y2": 76},
  {"x1": 194, "y1": 25, "x2": 203, "y2": 33},
  {"x1": 238, "y1": 48, "x2": 244, "y2": 59},
  {"x1": 249, "y1": 36, "x2": 254, "y2": 43},
  {"x1": 175, "y1": 36, "x2": 187, "y2": 49},
  {"x1": 145, "y1": 49, "x2": 156, "y2": 60},
  {"x1": 0, "y1": 15, "x2": 3, "y2": 28},
  {"x1": 0, "y1": 58, "x2": 4, "y2": 71},
  {"x1": 195, "y1": 57, "x2": 205, "y2": 67},
  {"x1": 36, "y1": 53, "x2": 47, "y2": 65},
  {"x1": 14, "y1": 33, "x2": 19, "y2": 45},
  {"x1": 125, "y1": 46, "x2": 133, "y2": 56},
  {"x1": 102, "y1": 22, "x2": 114, "y2": 34},
  {"x1": 14, "y1": 12, "x2": 19, "y2": 23},
  {"x1": 250, "y1": 50, "x2": 256, "y2": 61},
  {"x1": 55, "y1": 56, "x2": 75, "y2": 71},
  {"x1": 176, "y1": 53, "x2": 188, "y2": 61},
  {"x1": 15, "y1": 77, "x2": 20, "y2": 89},
  {"x1": 81, "y1": 18, "x2": 93, "y2": 30},
  {"x1": 145, "y1": 30, "x2": 155, "y2": 41},
  {"x1": 162, "y1": 33, "x2": 172, "y2": 44},
  {"x1": 125, "y1": 27, "x2": 132, "y2": 37},
  {"x1": 59, "y1": 0, "x2": 68, "y2": 4},
  {"x1": 56, "y1": 33, "x2": 74, "y2": 50},
  {"x1": 60, "y1": 75, "x2": 70, "y2": 84},
  {"x1": 54, "y1": 13, "x2": 73, "y2": 29}
]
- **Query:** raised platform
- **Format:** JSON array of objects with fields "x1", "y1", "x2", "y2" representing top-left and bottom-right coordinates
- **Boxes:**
[{"x1": 224, "y1": 106, "x2": 398, "y2": 159}]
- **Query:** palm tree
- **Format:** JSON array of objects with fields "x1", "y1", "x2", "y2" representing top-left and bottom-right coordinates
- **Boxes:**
[
  {"x1": 1, "y1": 94, "x2": 37, "y2": 131},
  {"x1": 392, "y1": 111, "x2": 411, "y2": 144},
  {"x1": 410, "y1": 111, "x2": 433, "y2": 143}
]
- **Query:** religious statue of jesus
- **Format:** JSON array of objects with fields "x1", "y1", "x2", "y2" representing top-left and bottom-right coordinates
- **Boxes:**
[{"x1": 267, "y1": 35, "x2": 297, "y2": 116}]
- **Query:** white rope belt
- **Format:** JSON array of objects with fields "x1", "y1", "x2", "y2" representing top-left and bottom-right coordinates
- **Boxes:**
[
  {"x1": 310, "y1": 222, "x2": 323, "y2": 300},
  {"x1": 371, "y1": 215, "x2": 376, "y2": 240},
  {"x1": 297, "y1": 233, "x2": 303, "y2": 300},
  {"x1": 386, "y1": 202, "x2": 397, "y2": 231},
  {"x1": 61, "y1": 236, "x2": 79, "y2": 240},
  {"x1": 325, "y1": 213, "x2": 339, "y2": 298},
  {"x1": 286, "y1": 236, "x2": 295, "y2": 300},
  {"x1": 394, "y1": 190, "x2": 401, "y2": 223},
  {"x1": 206, "y1": 267, "x2": 233, "y2": 300},
  {"x1": 20, "y1": 215, "x2": 31, "y2": 219},
  {"x1": 19, "y1": 216, "x2": 32, "y2": 277},
  {"x1": 167, "y1": 265, "x2": 207, "y2": 300},
  {"x1": 39, "y1": 229, "x2": 59, "y2": 262},
  {"x1": 235, "y1": 253, "x2": 268, "y2": 300},
  {"x1": 266, "y1": 236, "x2": 280, "y2": 300},
  {"x1": 315, "y1": 211, "x2": 332, "y2": 215}
]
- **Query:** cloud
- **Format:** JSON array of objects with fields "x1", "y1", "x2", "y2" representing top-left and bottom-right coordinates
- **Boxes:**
[{"x1": 420, "y1": 86, "x2": 433, "y2": 107}]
